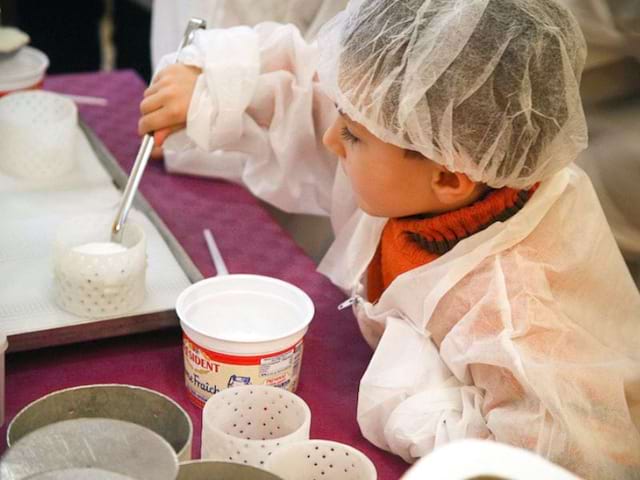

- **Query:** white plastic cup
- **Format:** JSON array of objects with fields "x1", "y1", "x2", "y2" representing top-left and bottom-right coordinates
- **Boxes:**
[
  {"x1": 176, "y1": 275, "x2": 314, "y2": 407},
  {"x1": 0, "y1": 46, "x2": 49, "y2": 96},
  {"x1": 0, "y1": 91, "x2": 77, "y2": 179},
  {"x1": 53, "y1": 215, "x2": 147, "y2": 318},
  {"x1": 201, "y1": 385, "x2": 311, "y2": 469},
  {"x1": 265, "y1": 440, "x2": 377, "y2": 480}
]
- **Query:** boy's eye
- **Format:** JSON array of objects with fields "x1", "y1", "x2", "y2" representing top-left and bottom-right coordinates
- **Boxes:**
[{"x1": 340, "y1": 126, "x2": 360, "y2": 144}]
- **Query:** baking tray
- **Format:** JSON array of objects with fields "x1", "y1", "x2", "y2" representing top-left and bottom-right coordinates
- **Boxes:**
[{"x1": 5, "y1": 121, "x2": 203, "y2": 352}]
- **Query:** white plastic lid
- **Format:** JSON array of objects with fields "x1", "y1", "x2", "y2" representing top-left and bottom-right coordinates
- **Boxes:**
[
  {"x1": 177, "y1": 274, "x2": 314, "y2": 354},
  {"x1": 0, "y1": 46, "x2": 49, "y2": 92}
]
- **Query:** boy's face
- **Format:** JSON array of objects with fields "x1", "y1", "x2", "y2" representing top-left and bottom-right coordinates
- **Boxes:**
[{"x1": 322, "y1": 110, "x2": 446, "y2": 218}]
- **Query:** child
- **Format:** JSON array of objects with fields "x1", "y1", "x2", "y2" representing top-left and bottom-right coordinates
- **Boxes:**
[{"x1": 139, "y1": 0, "x2": 640, "y2": 478}]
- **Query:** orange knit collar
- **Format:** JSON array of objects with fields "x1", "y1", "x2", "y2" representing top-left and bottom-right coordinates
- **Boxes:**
[
  {"x1": 391, "y1": 186, "x2": 536, "y2": 256},
  {"x1": 367, "y1": 185, "x2": 538, "y2": 303}
]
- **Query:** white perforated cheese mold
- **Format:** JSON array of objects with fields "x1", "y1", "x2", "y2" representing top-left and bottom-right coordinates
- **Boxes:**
[
  {"x1": 53, "y1": 214, "x2": 146, "y2": 318},
  {"x1": 266, "y1": 440, "x2": 377, "y2": 480},
  {"x1": 0, "y1": 90, "x2": 77, "y2": 179},
  {"x1": 201, "y1": 385, "x2": 311, "y2": 469}
]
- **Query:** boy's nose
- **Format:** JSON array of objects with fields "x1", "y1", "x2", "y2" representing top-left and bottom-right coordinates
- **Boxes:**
[{"x1": 322, "y1": 118, "x2": 346, "y2": 159}]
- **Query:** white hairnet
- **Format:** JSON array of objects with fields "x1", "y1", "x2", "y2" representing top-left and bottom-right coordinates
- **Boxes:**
[{"x1": 318, "y1": 0, "x2": 589, "y2": 189}]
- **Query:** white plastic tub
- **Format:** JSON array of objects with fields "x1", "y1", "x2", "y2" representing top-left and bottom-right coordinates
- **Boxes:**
[
  {"x1": 0, "y1": 90, "x2": 77, "y2": 179},
  {"x1": 53, "y1": 215, "x2": 147, "y2": 318},
  {"x1": 176, "y1": 275, "x2": 314, "y2": 407},
  {"x1": 0, "y1": 46, "x2": 49, "y2": 96},
  {"x1": 266, "y1": 440, "x2": 377, "y2": 480},
  {"x1": 201, "y1": 385, "x2": 311, "y2": 468}
]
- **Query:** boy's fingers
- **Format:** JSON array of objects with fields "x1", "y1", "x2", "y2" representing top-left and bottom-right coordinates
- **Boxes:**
[
  {"x1": 150, "y1": 145, "x2": 165, "y2": 160},
  {"x1": 140, "y1": 93, "x2": 164, "y2": 115},
  {"x1": 152, "y1": 67, "x2": 166, "y2": 82},
  {"x1": 138, "y1": 108, "x2": 173, "y2": 135},
  {"x1": 147, "y1": 127, "x2": 175, "y2": 160},
  {"x1": 150, "y1": 65, "x2": 179, "y2": 84},
  {"x1": 143, "y1": 75, "x2": 171, "y2": 97},
  {"x1": 153, "y1": 127, "x2": 174, "y2": 148},
  {"x1": 143, "y1": 83, "x2": 159, "y2": 97}
]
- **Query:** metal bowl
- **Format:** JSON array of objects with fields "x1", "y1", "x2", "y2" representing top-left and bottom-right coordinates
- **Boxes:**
[
  {"x1": 7, "y1": 384, "x2": 193, "y2": 461},
  {"x1": 1, "y1": 418, "x2": 178, "y2": 480},
  {"x1": 25, "y1": 469, "x2": 135, "y2": 480},
  {"x1": 177, "y1": 461, "x2": 284, "y2": 480}
]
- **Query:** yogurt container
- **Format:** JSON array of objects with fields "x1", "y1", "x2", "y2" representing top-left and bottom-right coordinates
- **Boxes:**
[
  {"x1": 0, "y1": 46, "x2": 49, "y2": 96},
  {"x1": 176, "y1": 275, "x2": 314, "y2": 407}
]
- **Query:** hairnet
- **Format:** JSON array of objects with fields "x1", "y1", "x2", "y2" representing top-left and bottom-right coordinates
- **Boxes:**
[{"x1": 318, "y1": 0, "x2": 589, "y2": 189}]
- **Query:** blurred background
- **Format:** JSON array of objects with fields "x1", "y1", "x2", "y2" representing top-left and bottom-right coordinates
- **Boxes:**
[{"x1": 0, "y1": 0, "x2": 152, "y2": 81}]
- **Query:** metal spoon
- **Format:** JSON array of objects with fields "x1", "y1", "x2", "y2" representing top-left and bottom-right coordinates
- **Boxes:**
[{"x1": 110, "y1": 17, "x2": 206, "y2": 243}]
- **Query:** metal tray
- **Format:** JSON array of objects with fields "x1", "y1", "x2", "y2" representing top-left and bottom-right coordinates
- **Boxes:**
[{"x1": 6, "y1": 122, "x2": 203, "y2": 352}]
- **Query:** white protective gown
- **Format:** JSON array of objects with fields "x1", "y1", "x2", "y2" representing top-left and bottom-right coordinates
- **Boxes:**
[
  {"x1": 556, "y1": 0, "x2": 640, "y2": 285},
  {"x1": 151, "y1": 0, "x2": 348, "y2": 261},
  {"x1": 151, "y1": 0, "x2": 348, "y2": 69},
  {"x1": 162, "y1": 23, "x2": 640, "y2": 479}
]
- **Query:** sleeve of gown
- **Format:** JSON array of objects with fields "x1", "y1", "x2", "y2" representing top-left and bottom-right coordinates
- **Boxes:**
[
  {"x1": 159, "y1": 22, "x2": 339, "y2": 216},
  {"x1": 356, "y1": 316, "x2": 492, "y2": 464},
  {"x1": 429, "y1": 257, "x2": 640, "y2": 479},
  {"x1": 363, "y1": 255, "x2": 640, "y2": 478}
]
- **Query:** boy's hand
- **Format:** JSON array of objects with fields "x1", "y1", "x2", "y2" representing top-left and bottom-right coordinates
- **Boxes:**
[{"x1": 138, "y1": 64, "x2": 202, "y2": 158}]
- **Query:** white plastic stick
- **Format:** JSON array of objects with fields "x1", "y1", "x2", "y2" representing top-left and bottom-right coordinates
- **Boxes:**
[
  {"x1": 60, "y1": 94, "x2": 109, "y2": 107},
  {"x1": 203, "y1": 229, "x2": 229, "y2": 276}
]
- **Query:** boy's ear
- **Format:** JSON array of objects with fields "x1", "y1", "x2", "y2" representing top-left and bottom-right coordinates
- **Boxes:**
[{"x1": 431, "y1": 166, "x2": 478, "y2": 206}]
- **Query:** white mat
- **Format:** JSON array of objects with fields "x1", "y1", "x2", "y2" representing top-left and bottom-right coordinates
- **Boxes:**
[{"x1": 0, "y1": 128, "x2": 191, "y2": 337}]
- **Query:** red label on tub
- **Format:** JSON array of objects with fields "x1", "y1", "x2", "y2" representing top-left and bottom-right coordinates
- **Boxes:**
[
  {"x1": 182, "y1": 333, "x2": 304, "y2": 408},
  {"x1": 0, "y1": 80, "x2": 44, "y2": 97}
]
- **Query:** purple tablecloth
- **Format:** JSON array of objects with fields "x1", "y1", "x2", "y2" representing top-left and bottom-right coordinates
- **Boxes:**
[{"x1": 1, "y1": 71, "x2": 409, "y2": 479}]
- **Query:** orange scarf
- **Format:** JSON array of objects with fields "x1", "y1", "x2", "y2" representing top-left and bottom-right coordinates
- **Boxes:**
[{"x1": 367, "y1": 186, "x2": 537, "y2": 302}]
